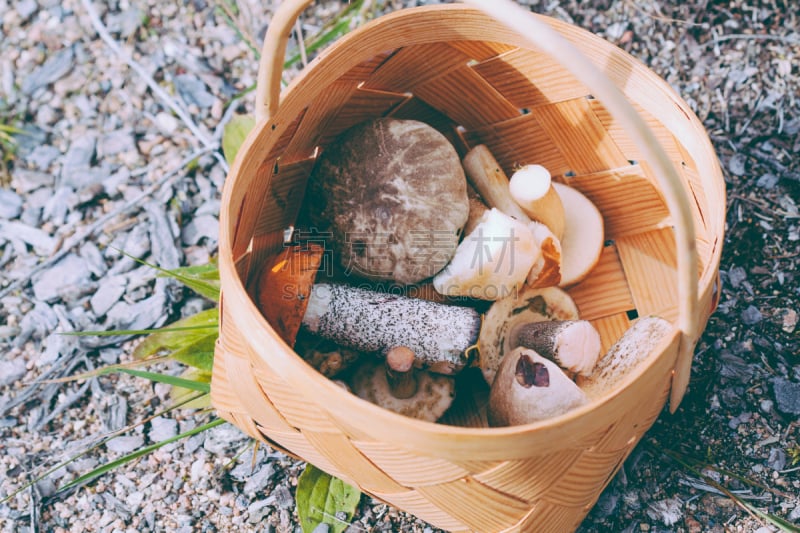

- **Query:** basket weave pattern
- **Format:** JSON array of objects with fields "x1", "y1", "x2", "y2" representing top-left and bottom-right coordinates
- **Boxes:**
[{"x1": 212, "y1": 4, "x2": 724, "y2": 532}]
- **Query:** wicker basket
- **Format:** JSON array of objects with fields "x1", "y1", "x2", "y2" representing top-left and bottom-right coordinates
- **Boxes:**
[{"x1": 211, "y1": 1, "x2": 725, "y2": 531}]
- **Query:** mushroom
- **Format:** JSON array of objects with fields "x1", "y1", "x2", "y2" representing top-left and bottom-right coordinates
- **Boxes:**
[
  {"x1": 552, "y1": 182, "x2": 605, "y2": 288},
  {"x1": 508, "y1": 164, "x2": 566, "y2": 241},
  {"x1": 349, "y1": 346, "x2": 455, "y2": 422},
  {"x1": 258, "y1": 244, "x2": 482, "y2": 373},
  {"x1": 432, "y1": 207, "x2": 541, "y2": 300},
  {"x1": 526, "y1": 221, "x2": 562, "y2": 288},
  {"x1": 478, "y1": 285, "x2": 582, "y2": 385},
  {"x1": 488, "y1": 347, "x2": 588, "y2": 426},
  {"x1": 294, "y1": 331, "x2": 362, "y2": 378},
  {"x1": 303, "y1": 118, "x2": 469, "y2": 285},
  {"x1": 578, "y1": 316, "x2": 673, "y2": 400},
  {"x1": 508, "y1": 319, "x2": 601, "y2": 377}
]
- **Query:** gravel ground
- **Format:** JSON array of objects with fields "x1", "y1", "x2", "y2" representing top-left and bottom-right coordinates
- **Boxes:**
[{"x1": 1, "y1": 0, "x2": 799, "y2": 532}]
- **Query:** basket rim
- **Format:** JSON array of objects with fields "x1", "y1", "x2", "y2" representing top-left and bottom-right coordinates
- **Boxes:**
[{"x1": 216, "y1": 4, "x2": 724, "y2": 457}]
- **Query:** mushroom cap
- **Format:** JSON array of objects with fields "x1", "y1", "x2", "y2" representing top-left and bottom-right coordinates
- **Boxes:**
[
  {"x1": 294, "y1": 331, "x2": 363, "y2": 378},
  {"x1": 349, "y1": 357, "x2": 456, "y2": 422},
  {"x1": 552, "y1": 182, "x2": 605, "y2": 287},
  {"x1": 488, "y1": 347, "x2": 589, "y2": 426},
  {"x1": 305, "y1": 118, "x2": 469, "y2": 285},
  {"x1": 432, "y1": 208, "x2": 540, "y2": 300},
  {"x1": 479, "y1": 285, "x2": 580, "y2": 386}
]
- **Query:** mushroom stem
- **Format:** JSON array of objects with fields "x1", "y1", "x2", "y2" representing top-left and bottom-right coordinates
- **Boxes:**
[
  {"x1": 303, "y1": 283, "x2": 481, "y2": 373},
  {"x1": 462, "y1": 145, "x2": 531, "y2": 223},
  {"x1": 385, "y1": 346, "x2": 418, "y2": 399},
  {"x1": 509, "y1": 320, "x2": 601, "y2": 377},
  {"x1": 509, "y1": 165, "x2": 566, "y2": 240}
]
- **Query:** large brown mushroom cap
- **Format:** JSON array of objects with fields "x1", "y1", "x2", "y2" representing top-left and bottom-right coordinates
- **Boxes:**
[{"x1": 305, "y1": 118, "x2": 469, "y2": 285}]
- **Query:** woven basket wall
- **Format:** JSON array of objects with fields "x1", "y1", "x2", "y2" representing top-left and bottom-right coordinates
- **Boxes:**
[{"x1": 211, "y1": 2, "x2": 725, "y2": 531}]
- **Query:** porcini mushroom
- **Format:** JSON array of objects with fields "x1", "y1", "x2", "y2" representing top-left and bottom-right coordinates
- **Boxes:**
[
  {"x1": 258, "y1": 245, "x2": 481, "y2": 374},
  {"x1": 488, "y1": 347, "x2": 588, "y2": 426},
  {"x1": 552, "y1": 182, "x2": 605, "y2": 288},
  {"x1": 432, "y1": 208, "x2": 540, "y2": 300},
  {"x1": 508, "y1": 319, "x2": 601, "y2": 377},
  {"x1": 303, "y1": 118, "x2": 469, "y2": 285},
  {"x1": 478, "y1": 285, "x2": 582, "y2": 385},
  {"x1": 578, "y1": 316, "x2": 673, "y2": 400},
  {"x1": 350, "y1": 347, "x2": 455, "y2": 422},
  {"x1": 508, "y1": 164, "x2": 566, "y2": 241}
]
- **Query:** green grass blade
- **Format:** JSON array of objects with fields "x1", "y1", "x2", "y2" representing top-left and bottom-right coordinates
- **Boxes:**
[
  {"x1": 111, "y1": 247, "x2": 220, "y2": 301},
  {"x1": 63, "y1": 324, "x2": 217, "y2": 337},
  {"x1": 57, "y1": 418, "x2": 226, "y2": 493},
  {"x1": 117, "y1": 368, "x2": 210, "y2": 393},
  {"x1": 132, "y1": 307, "x2": 218, "y2": 372}
]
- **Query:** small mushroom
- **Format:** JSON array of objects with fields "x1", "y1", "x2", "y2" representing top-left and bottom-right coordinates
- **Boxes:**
[
  {"x1": 258, "y1": 245, "x2": 482, "y2": 373},
  {"x1": 508, "y1": 164, "x2": 566, "y2": 241},
  {"x1": 432, "y1": 208, "x2": 541, "y2": 300},
  {"x1": 578, "y1": 316, "x2": 673, "y2": 400},
  {"x1": 552, "y1": 182, "x2": 605, "y2": 288},
  {"x1": 488, "y1": 347, "x2": 589, "y2": 426},
  {"x1": 508, "y1": 319, "x2": 601, "y2": 377},
  {"x1": 479, "y1": 285, "x2": 581, "y2": 385},
  {"x1": 303, "y1": 117, "x2": 469, "y2": 285},
  {"x1": 350, "y1": 346, "x2": 455, "y2": 422}
]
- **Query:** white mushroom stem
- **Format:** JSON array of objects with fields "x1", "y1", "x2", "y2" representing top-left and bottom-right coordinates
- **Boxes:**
[
  {"x1": 302, "y1": 283, "x2": 481, "y2": 374},
  {"x1": 508, "y1": 164, "x2": 566, "y2": 241},
  {"x1": 464, "y1": 184, "x2": 490, "y2": 236},
  {"x1": 509, "y1": 320, "x2": 601, "y2": 377},
  {"x1": 385, "y1": 346, "x2": 418, "y2": 399},
  {"x1": 462, "y1": 145, "x2": 531, "y2": 222},
  {"x1": 488, "y1": 347, "x2": 588, "y2": 426}
]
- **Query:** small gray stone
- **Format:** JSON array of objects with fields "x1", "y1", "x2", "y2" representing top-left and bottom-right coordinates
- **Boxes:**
[
  {"x1": 728, "y1": 153, "x2": 747, "y2": 176},
  {"x1": 16, "y1": 0, "x2": 39, "y2": 21},
  {"x1": 0, "y1": 358, "x2": 27, "y2": 387},
  {"x1": 773, "y1": 378, "x2": 800, "y2": 415},
  {"x1": 0, "y1": 189, "x2": 23, "y2": 219},
  {"x1": 741, "y1": 305, "x2": 763, "y2": 325},
  {"x1": 90, "y1": 275, "x2": 127, "y2": 317},
  {"x1": 149, "y1": 416, "x2": 178, "y2": 443},
  {"x1": 24, "y1": 145, "x2": 61, "y2": 170},
  {"x1": 98, "y1": 129, "x2": 136, "y2": 158},
  {"x1": 174, "y1": 74, "x2": 216, "y2": 108},
  {"x1": 727, "y1": 266, "x2": 747, "y2": 288},
  {"x1": 22, "y1": 46, "x2": 75, "y2": 95},
  {"x1": 11, "y1": 168, "x2": 55, "y2": 193},
  {"x1": 181, "y1": 214, "x2": 219, "y2": 245},
  {"x1": 756, "y1": 173, "x2": 779, "y2": 189},
  {"x1": 274, "y1": 485, "x2": 294, "y2": 509},
  {"x1": 32, "y1": 253, "x2": 91, "y2": 302},
  {"x1": 61, "y1": 134, "x2": 97, "y2": 185},
  {"x1": 106, "y1": 435, "x2": 145, "y2": 454},
  {"x1": 767, "y1": 448, "x2": 787, "y2": 471},
  {"x1": 81, "y1": 241, "x2": 108, "y2": 278},
  {"x1": 243, "y1": 463, "x2": 276, "y2": 495},
  {"x1": 41, "y1": 186, "x2": 72, "y2": 225},
  {"x1": 0, "y1": 220, "x2": 56, "y2": 255},
  {"x1": 203, "y1": 423, "x2": 247, "y2": 455},
  {"x1": 247, "y1": 497, "x2": 277, "y2": 524}
]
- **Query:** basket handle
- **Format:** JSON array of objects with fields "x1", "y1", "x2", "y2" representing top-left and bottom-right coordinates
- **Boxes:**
[{"x1": 255, "y1": 0, "x2": 700, "y2": 411}]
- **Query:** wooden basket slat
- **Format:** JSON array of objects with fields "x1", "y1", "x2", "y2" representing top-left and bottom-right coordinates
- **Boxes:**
[
  {"x1": 360, "y1": 42, "x2": 472, "y2": 92},
  {"x1": 437, "y1": 369, "x2": 489, "y2": 428},
  {"x1": 416, "y1": 477, "x2": 532, "y2": 532},
  {"x1": 388, "y1": 96, "x2": 466, "y2": 151},
  {"x1": 533, "y1": 97, "x2": 631, "y2": 175},
  {"x1": 563, "y1": 165, "x2": 671, "y2": 238},
  {"x1": 512, "y1": 502, "x2": 585, "y2": 533},
  {"x1": 472, "y1": 450, "x2": 584, "y2": 503},
  {"x1": 616, "y1": 228, "x2": 681, "y2": 322},
  {"x1": 588, "y1": 312, "x2": 633, "y2": 358},
  {"x1": 587, "y1": 98, "x2": 687, "y2": 165},
  {"x1": 302, "y1": 431, "x2": 410, "y2": 493},
  {"x1": 679, "y1": 161, "x2": 712, "y2": 237},
  {"x1": 567, "y1": 244, "x2": 635, "y2": 321},
  {"x1": 412, "y1": 64, "x2": 521, "y2": 129},
  {"x1": 543, "y1": 448, "x2": 630, "y2": 507},
  {"x1": 370, "y1": 488, "x2": 470, "y2": 532},
  {"x1": 353, "y1": 441, "x2": 473, "y2": 486},
  {"x1": 337, "y1": 50, "x2": 394, "y2": 82},
  {"x1": 471, "y1": 47, "x2": 590, "y2": 108},
  {"x1": 459, "y1": 114, "x2": 570, "y2": 177},
  {"x1": 264, "y1": 108, "x2": 307, "y2": 162},
  {"x1": 262, "y1": 427, "x2": 355, "y2": 485},
  {"x1": 316, "y1": 87, "x2": 410, "y2": 146},
  {"x1": 448, "y1": 39, "x2": 517, "y2": 61}
]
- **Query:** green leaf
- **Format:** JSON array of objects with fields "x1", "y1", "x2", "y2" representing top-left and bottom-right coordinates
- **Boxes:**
[
  {"x1": 116, "y1": 368, "x2": 211, "y2": 393},
  {"x1": 170, "y1": 368, "x2": 213, "y2": 409},
  {"x1": 132, "y1": 307, "x2": 218, "y2": 372},
  {"x1": 111, "y1": 247, "x2": 220, "y2": 301},
  {"x1": 222, "y1": 113, "x2": 255, "y2": 165},
  {"x1": 296, "y1": 465, "x2": 361, "y2": 533}
]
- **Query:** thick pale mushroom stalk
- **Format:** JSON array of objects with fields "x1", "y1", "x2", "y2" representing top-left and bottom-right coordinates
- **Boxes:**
[
  {"x1": 509, "y1": 320, "x2": 601, "y2": 377},
  {"x1": 509, "y1": 164, "x2": 566, "y2": 241},
  {"x1": 462, "y1": 144, "x2": 530, "y2": 222},
  {"x1": 302, "y1": 283, "x2": 481, "y2": 374}
]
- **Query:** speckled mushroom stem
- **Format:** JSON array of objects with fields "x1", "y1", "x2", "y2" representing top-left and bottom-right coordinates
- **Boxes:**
[
  {"x1": 302, "y1": 283, "x2": 482, "y2": 374},
  {"x1": 509, "y1": 320, "x2": 601, "y2": 377}
]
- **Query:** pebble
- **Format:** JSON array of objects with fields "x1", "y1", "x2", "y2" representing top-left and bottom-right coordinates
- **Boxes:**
[
  {"x1": 0, "y1": 358, "x2": 27, "y2": 387},
  {"x1": 772, "y1": 378, "x2": 800, "y2": 415},
  {"x1": 740, "y1": 305, "x2": 763, "y2": 325},
  {"x1": 0, "y1": 190, "x2": 23, "y2": 219},
  {"x1": 243, "y1": 463, "x2": 276, "y2": 495},
  {"x1": 90, "y1": 275, "x2": 127, "y2": 317},
  {"x1": 16, "y1": 0, "x2": 38, "y2": 21},
  {"x1": 24, "y1": 144, "x2": 62, "y2": 170},
  {"x1": 149, "y1": 416, "x2": 179, "y2": 443},
  {"x1": 756, "y1": 173, "x2": 779, "y2": 189},
  {"x1": 106, "y1": 435, "x2": 145, "y2": 454},
  {"x1": 21, "y1": 45, "x2": 75, "y2": 95},
  {"x1": 61, "y1": 134, "x2": 98, "y2": 187},
  {"x1": 174, "y1": 73, "x2": 216, "y2": 108},
  {"x1": 203, "y1": 423, "x2": 248, "y2": 455},
  {"x1": 181, "y1": 214, "x2": 219, "y2": 246},
  {"x1": 11, "y1": 168, "x2": 55, "y2": 193},
  {"x1": 32, "y1": 253, "x2": 92, "y2": 303}
]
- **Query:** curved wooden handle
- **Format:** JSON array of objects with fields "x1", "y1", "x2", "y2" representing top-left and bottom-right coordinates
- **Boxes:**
[{"x1": 255, "y1": 0, "x2": 700, "y2": 409}]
